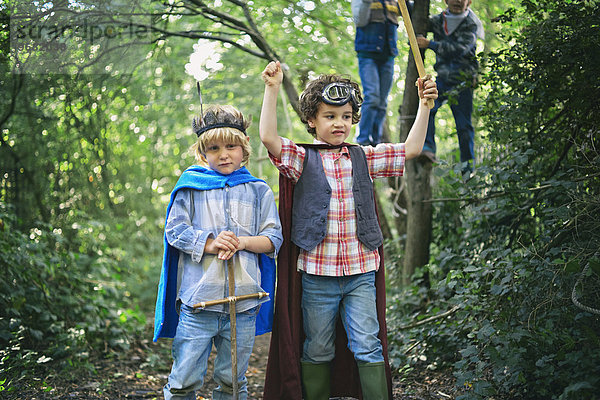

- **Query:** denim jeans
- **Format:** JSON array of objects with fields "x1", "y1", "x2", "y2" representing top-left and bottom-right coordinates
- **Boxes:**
[
  {"x1": 357, "y1": 56, "x2": 395, "y2": 145},
  {"x1": 163, "y1": 305, "x2": 258, "y2": 400},
  {"x1": 301, "y1": 271, "x2": 383, "y2": 364},
  {"x1": 424, "y1": 78, "x2": 475, "y2": 163}
]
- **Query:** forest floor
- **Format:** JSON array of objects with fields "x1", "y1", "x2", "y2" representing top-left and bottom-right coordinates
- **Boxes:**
[{"x1": 6, "y1": 328, "x2": 461, "y2": 400}]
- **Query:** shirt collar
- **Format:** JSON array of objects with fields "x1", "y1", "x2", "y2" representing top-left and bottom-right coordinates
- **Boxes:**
[{"x1": 312, "y1": 139, "x2": 350, "y2": 156}]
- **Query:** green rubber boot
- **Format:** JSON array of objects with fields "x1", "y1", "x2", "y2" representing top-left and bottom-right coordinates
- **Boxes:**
[
  {"x1": 301, "y1": 361, "x2": 331, "y2": 400},
  {"x1": 358, "y1": 361, "x2": 389, "y2": 400}
]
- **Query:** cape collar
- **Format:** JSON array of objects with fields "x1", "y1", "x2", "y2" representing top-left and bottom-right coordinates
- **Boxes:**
[{"x1": 174, "y1": 165, "x2": 261, "y2": 191}]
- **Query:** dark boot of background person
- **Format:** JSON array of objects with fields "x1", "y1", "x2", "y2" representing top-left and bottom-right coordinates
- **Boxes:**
[{"x1": 461, "y1": 160, "x2": 474, "y2": 182}]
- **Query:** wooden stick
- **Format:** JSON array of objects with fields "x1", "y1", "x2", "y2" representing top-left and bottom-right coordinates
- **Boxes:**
[
  {"x1": 192, "y1": 292, "x2": 269, "y2": 309},
  {"x1": 191, "y1": 258, "x2": 269, "y2": 400},
  {"x1": 227, "y1": 260, "x2": 239, "y2": 400},
  {"x1": 398, "y1": 304, "x2": 460, "y2": 330},
  {"x1": 398, "y1": 0, "x2": 435, "y2": 109}
]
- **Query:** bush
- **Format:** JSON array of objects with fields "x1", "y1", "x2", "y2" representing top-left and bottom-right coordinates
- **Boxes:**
[
  {"x1": 0, "y1": 206, "x2": 145, "y2": 393},
  {"x1": 387, "y1": 0, "x2": 600, "y2": 398}
]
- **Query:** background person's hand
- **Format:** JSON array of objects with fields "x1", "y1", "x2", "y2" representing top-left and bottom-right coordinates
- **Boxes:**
[{"x1": 416, "y1": 35, "x2": 430, "y2": 49}]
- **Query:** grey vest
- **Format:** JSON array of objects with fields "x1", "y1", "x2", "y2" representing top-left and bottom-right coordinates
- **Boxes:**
[{"x1": 291, "y1": 145, "x2": 383, "y2": 252}]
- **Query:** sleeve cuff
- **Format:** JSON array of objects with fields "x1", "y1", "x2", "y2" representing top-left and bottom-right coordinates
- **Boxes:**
[
  {"x1": 265, "y1": 232, "x2": 283, "y2": 257},
  {"x1": 191, "y1": 231, "x2": 211, "y2": 263},
  {"x1": 267, "y1": 137, "x2": 288, "y2": 167}
]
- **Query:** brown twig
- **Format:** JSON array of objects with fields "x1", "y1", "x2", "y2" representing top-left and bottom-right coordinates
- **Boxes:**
[
  {"x1": 192, "y1": 292, "x2": 268, "y2": 309},
  {"x1": 398, "y1": 305, "x2": 461, "y2": 330}
]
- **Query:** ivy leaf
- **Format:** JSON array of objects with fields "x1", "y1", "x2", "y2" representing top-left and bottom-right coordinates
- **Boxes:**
[
  {"x1": 588, "y1": 259, "x2": 600, "y2": 275},
  {"x1": 564, "y1": 260, "x2": 580, "y2": 273},
  {"x1": 459, "y1": 345, "x2": 478, "y2": 358}
]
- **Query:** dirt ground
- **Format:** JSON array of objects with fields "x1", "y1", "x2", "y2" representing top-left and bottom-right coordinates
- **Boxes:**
[{"x1": 6, "y1": 331, "x2": 459, "y2": 400}]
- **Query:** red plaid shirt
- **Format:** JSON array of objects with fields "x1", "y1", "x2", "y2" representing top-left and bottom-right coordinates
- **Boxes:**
[{"x1": 269, "y1": 138, "x2": 405, "y2": 276}]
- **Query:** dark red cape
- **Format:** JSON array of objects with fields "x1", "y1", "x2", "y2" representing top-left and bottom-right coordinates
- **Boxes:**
[{"x1": 263, "y1": 146, "x2": 392, "y2": 399}]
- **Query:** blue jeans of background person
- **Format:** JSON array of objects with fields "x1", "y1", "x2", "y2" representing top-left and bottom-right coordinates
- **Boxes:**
[
  {"x1": 301, "y1": 271, "x2": 383, "y2": 364},
  {"x1": 163, "y1": 305, "x2": 258, "y2": 400},
  {"x1": 423, "y1": 78, "x2": 475, "y2": 162},
  {"x1": 357, "y1": 56, "x2": 395, "y2": 145}
]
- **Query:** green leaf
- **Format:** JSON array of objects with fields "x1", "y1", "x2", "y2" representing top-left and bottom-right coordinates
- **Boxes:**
[
  {"x1": 473, "y1": 380, "x2": 495, "y2": 396},
  {"x1": 588, "y1": 259, "x2": 600, "y2": 275},
  {"x1": 460, "y1": 345, "x2": 478, "y2": 358},
  {"x1": 565, "y1": 260, "x2": 580, "y2": 273}
]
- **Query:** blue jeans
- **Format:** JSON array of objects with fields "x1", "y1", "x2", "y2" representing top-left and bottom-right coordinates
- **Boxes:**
[
  {"x1": 163, "y1": 305, "x2": 258, "y2": 400},
  {"x1": 301, "y1": 271, "x2": 383, "y2": 364},
  {"x1": 424, "y1": 78, "x2": 475, "y2": 162},
  {"x1": 357, "y1": 56, "x2": 395, "y2": 145}
]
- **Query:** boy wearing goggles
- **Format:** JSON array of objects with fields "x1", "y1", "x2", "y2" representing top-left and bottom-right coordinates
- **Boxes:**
[{"x1": 260, "y1": 61, "x2": 437, "y2": 400}]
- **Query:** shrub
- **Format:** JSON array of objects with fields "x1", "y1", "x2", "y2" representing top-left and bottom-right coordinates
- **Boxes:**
[
  {"x1": 387, "y1": 0, "x2": 600, "y2": 398},
  {"x1": 0, "y1": 206, "x2": 145, "y2": 393}
]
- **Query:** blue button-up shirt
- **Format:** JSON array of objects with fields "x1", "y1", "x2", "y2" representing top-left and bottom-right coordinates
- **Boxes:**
[{"x1": 165, "y1": 181, "x2": 282, "y2": 313}]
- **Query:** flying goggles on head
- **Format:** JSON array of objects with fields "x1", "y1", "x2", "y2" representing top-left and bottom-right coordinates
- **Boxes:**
[
  {"x1": 321, "y1": 82, "x2": 363, "y2": 110},
  {"x1": 192, "y1": 82, "x2": 247, "y2": 137}
]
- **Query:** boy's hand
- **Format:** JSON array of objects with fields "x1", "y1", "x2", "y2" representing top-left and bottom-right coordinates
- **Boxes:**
[
  {"x1": 217, "y1": 236, "x2": 250, "y2": 260},
  {"x1": 206, "y1": 231, "x2": 240, "y2": 260},
  {"x1": 262, "y1": 61, "x2": 283, "y2": 87},
  {"x1": 416, "y1": 35, "x2": 430, "y2": 49},
  {"x1": 217, "y1": 249, "x2": 235, "y2": 260},
  {"x1": 417, "y1": 75, "x2": 438, "y2": 106}
]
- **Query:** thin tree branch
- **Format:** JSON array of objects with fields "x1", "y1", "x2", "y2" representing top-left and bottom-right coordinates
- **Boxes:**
[
  {"x1": 113, "y1": 20, "x2": 268, "y2": 59},
  {"x1": 398, "y1": 305, "x2": 461, "y2": 330},
  {"x1": 423, "y1": 173, "x2": 600, "y2": 204}
]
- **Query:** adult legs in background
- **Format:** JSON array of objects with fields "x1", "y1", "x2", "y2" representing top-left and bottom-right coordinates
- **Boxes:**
[
  {"x1": 423, "y1": 78, "x2": 447, "y2": 156},
  {"x1": 423, "y1": 79, "x2": 475, "y2": 167},
  {"x1": 449, "y1": 85, "x2": 475, "y2": 163},
  {"x1": 357, "y1": 56, "x2": 395, "y2": 145}
]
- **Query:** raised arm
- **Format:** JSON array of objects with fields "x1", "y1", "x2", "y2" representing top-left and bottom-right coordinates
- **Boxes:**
[
  {"x1": 404, "y1": 77, "x2": 438, "y2": 159},
  {"x1": 259, "y1": 61, "x2": 284, "y2": 159}
]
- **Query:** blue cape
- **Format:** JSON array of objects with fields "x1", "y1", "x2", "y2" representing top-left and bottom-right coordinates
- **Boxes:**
[{"x1": 153, "y1": 165, "x2": 276, "y2": 341}]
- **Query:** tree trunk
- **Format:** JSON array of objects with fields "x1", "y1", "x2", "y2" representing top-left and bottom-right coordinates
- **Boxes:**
[{"x1": 398, "y1": 0, "x2": 432, "y2": 287}]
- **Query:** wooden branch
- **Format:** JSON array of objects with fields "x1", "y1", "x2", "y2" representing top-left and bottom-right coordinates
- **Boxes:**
[
  {"x1": 423, "y1": 172, "x2": 600, "y2": 204},
  {"x1": 188, "y1": 0, "x2": 251, "y2": 33},
  {"x1": 398, "y1": 0, "x2": 434, "y2": 109},
  {"x1": 192, "y1": 292, "x2": 269, "y2": 309},
  {"x1": 15, "y1": 1, "x2": 299, "y2": 114},
  {"x1": 404, "y1": 339, "x2": 422, "y2": 354},
  {"x1": 398, "y1": 304, "x2": 460, "y2": 330},
  {"x1": 110, "y1": 19, "x2": 268, "y2": 58}
]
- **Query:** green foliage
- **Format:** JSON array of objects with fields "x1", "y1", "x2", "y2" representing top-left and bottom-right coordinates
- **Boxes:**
[
  {"x1": 388, "y1": 0, "x2": 600, "y2": 398},
  {"x1": 2, "y1": 0, "x2": 599, "y2": 398},
  {"x1": 0, "y1": 206, "x2": 145, "y2": 392}
]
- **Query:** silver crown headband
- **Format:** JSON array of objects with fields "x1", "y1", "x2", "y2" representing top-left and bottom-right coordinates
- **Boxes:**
[{"x1": 192, "y1": 82, "x2": 247, "y2": 137}]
